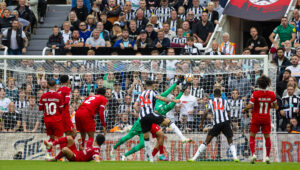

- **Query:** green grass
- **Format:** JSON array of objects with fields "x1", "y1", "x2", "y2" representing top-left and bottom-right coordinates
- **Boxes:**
[{"x1": 0, "y1": 161, "x2": 300, "y2": 170}]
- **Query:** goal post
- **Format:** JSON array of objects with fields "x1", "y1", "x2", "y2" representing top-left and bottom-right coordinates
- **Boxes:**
[{"x1": 0, "y1": 54, "x2": 278, "y2": 161}]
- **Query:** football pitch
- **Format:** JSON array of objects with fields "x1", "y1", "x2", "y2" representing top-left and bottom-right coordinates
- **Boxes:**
[{"x1": 1, "y1": 161, "x2": 300, "y2": 170}]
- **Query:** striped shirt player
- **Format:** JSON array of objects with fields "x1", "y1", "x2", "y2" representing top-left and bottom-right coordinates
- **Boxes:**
[
  {"x1": 155, "y1": 6, "x2": 174, "y2": 23},
  {"x1": 187, "y1": 6, "x2": 203, "y2": 20},
  {"x1": 281, "y1": 95, "x2": 300, "y2": 119},
  {"x1": 228, "y1": 99, "x2": 244, "y2": 121},
  {"x1": 208, "y1": 97, "x2": 231, "y2": 125}
]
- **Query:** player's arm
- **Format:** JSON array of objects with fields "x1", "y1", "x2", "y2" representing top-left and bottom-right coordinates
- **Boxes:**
[
  {"x1": 93, "y1": 155, "x2": 100, "y2": 163},
  {"x1": 133, "y1": 101, "x2": 139, "y2": 113},
  {"x1": 156, "y1": 95, "x2": 180, "y2": 103},
  {"x1": 64, "y1": 90, "x2": 71, "y2": 105},
  {"x1": 242, "y1": 103, "x2": 253, "y2": 113},
  {"x1": 199, "y1": 110, "x2": 208, "y2": 130},
  {"x1": 99, "y1": 100, "x2": 107, "y2": 135},
  {"x1": 38, "y1": 96, "x2": 44, "y2": 111}
]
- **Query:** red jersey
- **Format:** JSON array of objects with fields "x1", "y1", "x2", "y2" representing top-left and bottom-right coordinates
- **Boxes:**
[
  {"x1": 78, "y1": 95, "x2": 108, "y2": 117},
  {"x1": 57, "y1": 86, "x2": 71, "y2": 111},
  {"x1": 80, "y1": 145, "x2": 101, "y2": 161},
  {"x1": 39, "y1": 90, "x2": 64, "y2": 123},
  {"x1": 250, "y1": 90, "x2": 277, "y2": 121}
]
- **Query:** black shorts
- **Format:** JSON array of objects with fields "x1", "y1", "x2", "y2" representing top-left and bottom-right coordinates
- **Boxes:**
[
  {"x1": 208, "y1": 121, "x2": 233, "y2": 138},
  {"x1": 140, "y1": 114, "x2": 165, "y2": 133}
]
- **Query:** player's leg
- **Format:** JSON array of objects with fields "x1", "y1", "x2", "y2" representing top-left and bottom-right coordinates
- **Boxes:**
[
  {"x1": 262, "y1": 121, "x2": 272, "y2": 164},
  {"x1": 87, "y1": 131, "x2": 95, "y2": 147},
  {"x1": 249, "y1": 121, "x2": 259, "y2": 163},
  {"x1": 143, "y1": 132, "x2": 153, "y2": 162},
  {"x1": 160, "y1": 117, "x2": 191, "y2": 143},
  {"x1": 61, "y1": 147, "x2": 75, "y2": 160},
  {"x1": 54, "y1": 136, "x2": 75, "y2": 160},
  {"x1": 222, "y1": 122, "x2": 238, "y2": 162},
  {"x1": 124, "y1": 133, "x2": 145, "y2": 157},
  {"x1": 80, "y1": 131, "x2": 87, "y2": 149},
  {"x1": 155, "y1": 129, "x2": 168, "y2": 161},
  {"x1": 114, "y1": 131, "x2": 137, "y2": 149}
]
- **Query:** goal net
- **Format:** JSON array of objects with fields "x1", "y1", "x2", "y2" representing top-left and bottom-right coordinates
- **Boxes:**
[{"x1": 0, "y1": 55, "x2": 279, "y2": 162}]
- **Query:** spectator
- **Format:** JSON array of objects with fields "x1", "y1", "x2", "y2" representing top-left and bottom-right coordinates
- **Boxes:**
[
  {"x1": 85, "y1": 29, "x2": 106, "y2": 49},
  {"x1": 67, "y1": 11, "x2": 80, "y2": 31},
  {"x1": 138, "y1": 0, "x2": 152, "y2": 19},
  {"x1": 0, "y1": 88, "x2": 11, "y2": 116},
  {"x1": 71, "y1": 0, "x2": 89, "y2": 22},
  {"x1": 182, "y1": 21, "x2": 192, "y2": 38},
  {"x1": 163, "y1": 22, "x2": 176, "y2": 41},
  {"x1": 15, "y1": 0, "x2": 37, "y2": 32},
  {"x1": 100, "y1": 12, "x2": 113, "y2": 31},
  {"x1": 117, "y1": 94, "x2": 137, "y2": 124},
  {"x1": 117, "y1": 11, "x2": 126, "y2": 29},
  {"x1": 0, "y1": 9, "x2": 14, "y2": 31},
  {"x1": 192, "y1": 11, "x2": 213, "y2": 47},
  {"x1": 22, "y1": 96, "x2": 41, "y2": 132},
  {"x1": 206, "y1": 41, "x2": 223, "y2": 55},
  {"x1": 167, "y1": 10, "x2": 183, "y2": 33},
  {"x1": 128, "y1": 0, "x2": 140, "y2": 10},
  {"x1": 291, "y1": 9, "x2": 300, "y2": 32},
  {"x1": 145, "y1": 23, "x2": 157, "y2": 41},
  {"x1": 277, "y1": 69, "x2": 291, "y2": 98},
  {"x1": 187, "y1": 0, "x2": 204, "y2": 20},
  {"x1": 110, "y1": 113, "x2": 132, "y2": 132},
  {"x1": 124, "y1": 1, "x2": 136, "y2": 21},
  {"x1": 86, "y1": 14, "x2": 96, "y2": 31},
  {"x1": 206, "y1": 2, "x2": 219, "y2": 27},
  {"x1": 47, "y1": 25, "x2": 64, "y2": 54},
  {"x1": 11, "y1": 10, "x2": 30, "y2": 31},
  {"x1": 112, "y1": 81, "x2": 126, "y2": 102},
  {"x1": 155, "y1": 0, "x2": 174, "y2": 23},
  {"x1": 72, "y1": 0, "x2": 91, "y2": 13},
  {"x1": 228, "y1": 69, "x2": 252, "y2": 98},
  {"x1": 80, "y1": 73, "x2": 97, "y2": 96},
  {"x1": 5, "y1": 77, "x2": 18, "y2": 102},
  {"x1": 113, "y1": 29, "x2": 135, "y2": 49},
  {"x1": 186, "y1": 10, "x2": 198, "y2": 30},
  {"x1": 179, "y1": 87, "x2": 198, "y2": 131},
  {"x1": 61, "y1": 21, "x2": 72, "y2": 44},
  {"x1": 286, "y1": 123, "x2": 292, "y2": 133},
  {"x1": 283, "y1": 40, "x2": 296, "y2": 59},
  {"x1": 269, "y1": 17, "x2": 296, "y2": 47},
  {"x1": 290, "y1": 117, "x2": 300, "y2": 132},
  {"x1": 90, "y1": 1, "x2": 101, "y2": 23},
  {"x1": 152, "y1": 30, "x2": 170, "y2": 48},
  {"x1": 1, "y1": 20, "x2": 28, "y2": 55},
  {"x1": 149, "y1": 15, "x2": 162, "y2": 31},
  {"x1": 1, "y1": 102, "x2": 21, "y2": 132},
  {"x1": 181, "y1": 37, "x2": 200, "y2": 55},
  {"x1": 127, "y1": 71, "x2": 144, "y2": 103},
  {"x1": 105, "y1": 88, "x2": 119, "y2": 129},
  {"x1": 38, "y1": 0, "x2": 47, "y2": 23},
  {"x1": 110, "y1": 21, "x2": 122, "y2": 43},
  {"x1": 213, "y1": 0, "x2": 224, "y2": 17},
  {"x1": 241, "y1": 113, "x2": 250, "y2": 133},
  {"x1": 128, "y1": 20, "x2": 139, "y2": 40},
  {"x1": 177, "y1": 6, "x2": 186, "y2": 21},
  {"x1": 282, "y1": 78, "x2": 300, "y2": 97},
  {"x1": 135, "y1": 9, "x2": 148, "y2": 30},
  {"x1": 93, "y1": 22, "x2": 111, "y2": 47},
  {"x1": 219, "y1": 32, "x2": 235, "y2": 55},
  {"x1": 273, "y1": 48, "x2": 292, "y2": 76},
  {"x1": 104, "y1": 0, "x2": 121, "y2": 24},
  {"x1": 103, "y1": 72, "x2": 115, "y2": 90},
  {"x1": 15, "y1": 89, "x2": 28, "y2": 112},
  {"x1": 286, "y1": 55, "x2": 300, "y2": 82},
  {"x1": 64, "y1": 29, "x2": 84, "y2": 50},
  {"x1": 172, "y1": 28, "x2": 187, "y2": 46},
  {"x1": 246, "y1": 27, "x2": 268, "y2": 54},
  {"x1": 133, "y1": 29, "x2": 152, "y2": 50},
  {"x1": 78, "y1": 21, "x2": 92, "y2": 42}
]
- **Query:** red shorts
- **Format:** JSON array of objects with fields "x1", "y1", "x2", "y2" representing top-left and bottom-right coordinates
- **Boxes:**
[
  {"x1": 150, "y1": 123, "x2": 161, "y2": 138},
  {"x1": 69, "y1": 150, "x2": 85, "y2": 162},
  {"x1": 45, "y1": 121, "x2": 64, "y2": 137},
  {"x1": 250, "y1": 118, "x2": 271, "y2": 134},
  {"x1": 62, "y1": 110, "x2": 74, "y2": 132},
  {"x1": 75, "y1": 109, "x2": 95, "y2": 133}
]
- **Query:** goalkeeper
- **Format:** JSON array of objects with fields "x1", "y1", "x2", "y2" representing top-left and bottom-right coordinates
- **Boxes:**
[{"x1": 114, "y1": 76, "x2": 191, "y2": 160}]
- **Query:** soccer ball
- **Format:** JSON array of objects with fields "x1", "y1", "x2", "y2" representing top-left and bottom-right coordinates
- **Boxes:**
[{"x1": 185, "y1": 73, "x2": 193, "y2": 83}]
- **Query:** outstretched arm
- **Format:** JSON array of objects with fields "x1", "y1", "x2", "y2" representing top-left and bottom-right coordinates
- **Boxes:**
[{"x1": 156, "y1": 95, "x2": 180, "y2": 103}]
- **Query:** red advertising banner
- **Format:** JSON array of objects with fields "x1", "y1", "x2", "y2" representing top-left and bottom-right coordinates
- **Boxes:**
[{"x1": 223, "y1": 0, "x2": 291, "y2": 21}]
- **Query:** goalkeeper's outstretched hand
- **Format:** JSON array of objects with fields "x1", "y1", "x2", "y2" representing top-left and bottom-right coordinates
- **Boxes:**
[{"x1": 177, "y1": 75, "x2": 185, "y2": 84}]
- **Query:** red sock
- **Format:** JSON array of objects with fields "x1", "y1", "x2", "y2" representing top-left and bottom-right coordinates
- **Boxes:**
[
  {"x1": 265, "y1": 137, "x2": 271, "y2": 157},
  {"x1": 87, "y1": 137, "x2": 94, "y2": 147},
  {"x1": 55, "y1": 151, "x2": 65, "y2": 160},
  {"x1": 53, "y1": 137, "x2": 67, "y2": 146},
  {"x1": 47, "y1": 138, "x2": 54, "y2": 153},
  {"x1": 249, "y1": 136, "x2": 256, "y2": 156},
  {"x1": 159, "y1": 145, "x2": 164, "y2": 154},
  {"x1": 152, "y1": 148, "x2": 159, "y2": 156}
]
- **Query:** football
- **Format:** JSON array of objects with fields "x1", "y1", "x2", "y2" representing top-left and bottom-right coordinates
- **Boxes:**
[{"x1": 185, "y1": 73, "x2": 193, "y2": 83}]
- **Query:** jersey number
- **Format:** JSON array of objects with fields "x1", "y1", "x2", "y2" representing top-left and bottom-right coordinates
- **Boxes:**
[
  {"x1": 213, "y1": 101, "x2": 224, "y2": 111},
  {"x1": 139, "y1": 96, "x2": 151, "y2": 108},
  {"x1": 259, "y1": 102, "x2": 269, "y2": 114},
  {"x1": 84, "y1": 97, "x2": 95, "y2": 104},
  {"x1": 45, "y1": 103, "x2": 57, "y2": 115}
]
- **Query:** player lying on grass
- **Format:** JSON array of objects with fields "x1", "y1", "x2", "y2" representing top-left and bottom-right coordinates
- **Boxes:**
[
  {"x1": 188, "y1": 88, "x2": 239, "y2": 162},
  {"x1": 44, "y1": 134, "x2": 105, "y2": 162},
  {"x1": 114, "y1": 120, "x2": 168, "y2": 161},
  {"x1": 242, "y1": 75, "x2": 279, "y2": 164}
]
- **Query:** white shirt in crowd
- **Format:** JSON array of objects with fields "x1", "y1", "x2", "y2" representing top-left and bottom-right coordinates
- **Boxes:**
[
  {"x1": 2, "y1": 29, "x2": 26, "y2": 50},
  {"x1": 166, "y1": 60, "x2": 178, "y2": 79},
  {"x1": 0, "y1": 98, "x2": 11, "y2": 113},
  {"x1": 179, "y1": 94, "x2": 198, "y2": 122},
  {"x1": 286, "y1": 64, "x2": 300, "y2": 79}
]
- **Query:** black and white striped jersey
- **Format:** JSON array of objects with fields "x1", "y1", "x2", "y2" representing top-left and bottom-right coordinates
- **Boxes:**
[
  {"x1": 208, "y1": 98, "x2": 230, "y2": 125},
  {"x1": 137, "y1": 8, "x2": 152, "y2": 18},
  {"x1": 112, "y1": 90, "x2": 126, "y2": 103},
  {"x1": 69, "y1": 74, "x2": 81, "y2": 89},
  {"x1": 187, "y1": 6, "x2": 203, "y2": 20},
  {"x1": 15, "y1": 100, "x2": 29, "y2": 111},
  {"x1": 178, "y1": 14, "x2": 186, "y2": 21},
  {"x1": 155, "y1": 6, "x2": 174, "y2": 23},
  {"x1": 281, "y1": 95, "x2": 300, "y2": 119},
  {"x1": 228, "y1": 99, "x2": 244, "y2": 119},
  {"x1": 116, "y1": 0, "x2": 125, "y2": 8},
  {"x1": 138, "y1": 89, "x2": 158, "y2": 118},
  {"x1": 190, "y1": 86, "x2": 204, "y2": 99},
  {"x1": 170, "y1": 20, "x2": 178, "y2": 32},
  {"x1": 131, "y1": 84, "x2": 143, "y2": 103},
  {"x1": 172, "y1": 37, "x2": 186, "y2": 44},
  {"x1": 126, "y1": 9, "x2": 136, "y2": 21}
]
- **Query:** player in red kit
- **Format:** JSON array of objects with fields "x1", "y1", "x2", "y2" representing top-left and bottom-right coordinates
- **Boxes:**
[
  {"x1": 57, "y1": 75, "x2": 75, "y2": 136},
  {"x1": 43, "y1": 134, "x2": 105, "y2": 162},
  {"x1": 39, "y1": 79, "x2": 64, "y2": 155},
  {"x1": 242, "y1": 75, "x2": 279, "y2": 164},
  {"x1": 75, "y1": 88, "x2": 107, "y2": 149}
]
